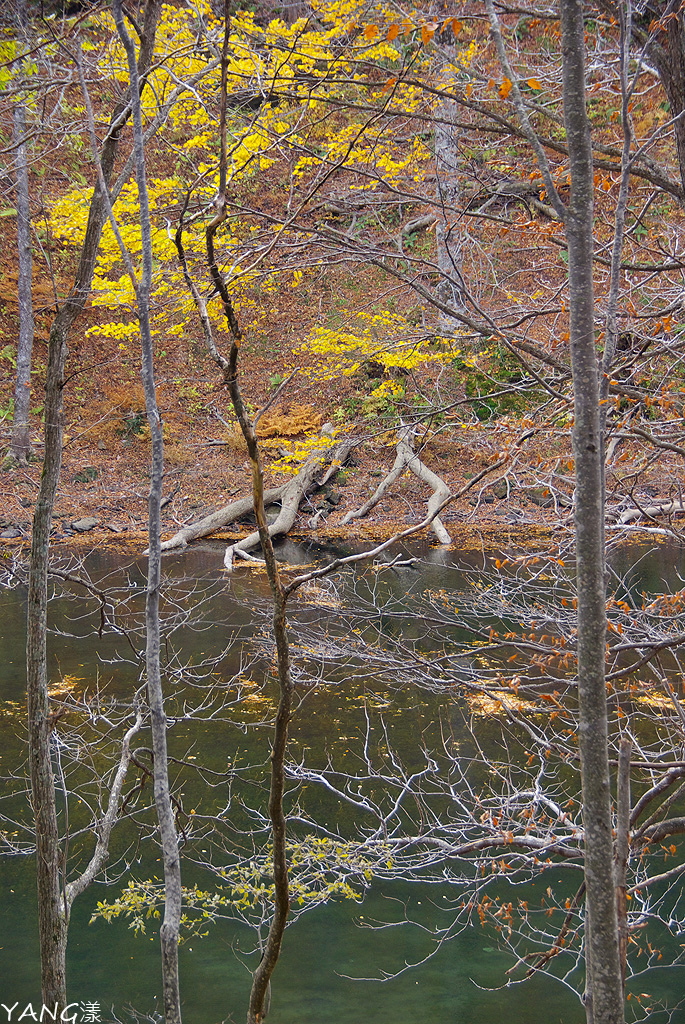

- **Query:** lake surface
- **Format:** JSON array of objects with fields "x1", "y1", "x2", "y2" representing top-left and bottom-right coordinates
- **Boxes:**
[{"x1": 1, "y1": 537, "x2": 684, "y2": 1023}]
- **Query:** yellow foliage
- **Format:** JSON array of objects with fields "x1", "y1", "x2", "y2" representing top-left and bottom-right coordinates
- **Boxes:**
[
  {"x1": 270, "y1": 429, "x2": 338, "y2": 475},
  {"x1": 467, "y1": 689, "x2": 540, "y2": 716},
  {"x1": 299, "y1": 310, "x2": 464, "y2": 381}
]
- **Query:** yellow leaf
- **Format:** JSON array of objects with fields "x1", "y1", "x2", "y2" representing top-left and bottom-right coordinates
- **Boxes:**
[
  {"x1": 363, "y1": 23, "x2": 378, "y2": 40},
  {"x1": 421, "y1": 24, "x2": 435, "y2": 45},
  {"x1": 527, "y1": 77, "x2": 542, "y2": 90},
  {"x1": 499, "y1": 77, "x2": 512, "y2": 98},
  {"x1": 452, "y1": 18, "x2": 463, "y2": 35},
  {"x1": 387, "y1": 23, "x2": 400, "y2": 41},
  {"x1": 466, "y1": 83, "x2": 473, "y2": 98}
]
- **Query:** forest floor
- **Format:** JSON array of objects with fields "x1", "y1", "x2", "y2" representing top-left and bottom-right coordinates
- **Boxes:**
[
  {"x1": 0, "y1": 246, "x2": 678, "y2": 558},
  {"x1": 0, "y1": 70, "x2": 679, "y2": 561},
  {"x1": 0, "y1": 278, "x2": 575, "y2": 556},
  {"x1": 0, "y1": 314, "x2": 676, "y2": 560}
]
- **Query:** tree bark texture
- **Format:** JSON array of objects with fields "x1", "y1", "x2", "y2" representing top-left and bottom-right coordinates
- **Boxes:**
[
  {"x1": 560, "y1": 1, "x2": 624, "y2": 1021},
  {"x1": 615, "y1": 737, "x2": 632, "y2": 992},
  {"x1": 10, "y1": 91, "x2": 34, "y2": 463},
  {"x1": 26, "y1": 0, "x2": 161, "y2": 1008},
  {"x1": 638, "y1": 1, "x2": 685, "y2": 198},
  {"x1": 434, "y1": 29, "x2": 465, "y2": 330}
]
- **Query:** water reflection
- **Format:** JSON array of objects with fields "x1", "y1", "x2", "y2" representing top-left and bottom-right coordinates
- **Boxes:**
[{"x1": 0, "y1": 539, "x2": 684, "y2": 1022}]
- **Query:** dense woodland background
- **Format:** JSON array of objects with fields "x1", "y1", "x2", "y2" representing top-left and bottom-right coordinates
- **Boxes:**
[{"x1": 2, "y1": 2, "x2": 685, "y2": 1023}]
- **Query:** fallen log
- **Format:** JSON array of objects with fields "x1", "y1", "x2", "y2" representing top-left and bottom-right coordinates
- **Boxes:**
[
  {"x1": 342, "y1": 426, "x2": 452, "y2": 544},
  {"x1": 617, "y1": 501, "x2": 685, "y2": 525},
  {"x1": 155, "y1": 436, "x2": 352, "y2": 556},
  {"x1": 468, "y1": 178, "x2": 560, "y2": 221},
  {"x1": 158, "y1": 488, "x2": 285, "y2": 553},
  {"x1": 223, "y1": 455, "x2": 324, "y2": 570}
]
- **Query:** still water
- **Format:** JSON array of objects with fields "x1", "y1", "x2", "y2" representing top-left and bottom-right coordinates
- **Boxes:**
[{"x1": 0, "y1": 538, "x2": 683, "y2": 1023}]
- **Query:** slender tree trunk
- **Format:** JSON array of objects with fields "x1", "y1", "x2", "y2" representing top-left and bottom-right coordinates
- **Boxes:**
[
  {"x1": 202, "y1": 15, "x2": 292, "y2": 1009},
  {"x1": 10, "y1": 90, "x2": 34, "y2": 464},
  {"x1": 615, "y1": 737, "x2": 632, "y2": 992},
  {"x1": 560, "y1": 2, "x2": 624, "y2": 1022},
  {"x1": 26, "y1": 1, "x2": 161, "y2": 1008},
  {"x1": 205, "y1": 201, "x2": 293, "y2": 1017},
  {"x1": 639, "y1": 1, "x2": 685, "y2": 198},
  {"x1": 208, "y1": 202, "x2": 292, "y2": 1024},
  {"x1": 112, "y1": 3, "x2": 182, "y2": 1019},
  {"x1": 434, "y1": 30, "x2": 465, "y2": 332},
  {"x1": 227, "y1": 353, "x2": 292, "y2": 1024}
]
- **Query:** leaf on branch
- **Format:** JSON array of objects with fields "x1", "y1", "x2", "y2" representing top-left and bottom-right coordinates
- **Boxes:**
[
  {"x1": 379, "y1": 77, "x2": 398, "y2": 95},
  {"x1": 387, "y1": 23, "x2": 400, "y2": 41},
  {"x1": 363, "y1": 24, "x2": 379, "y2": 40},
  {"x1": 421, "y1": 24, "x2": 436, "y2": 45},
  {"x1": 499, "y1": 77, "x2": 512, "y2": 99}
]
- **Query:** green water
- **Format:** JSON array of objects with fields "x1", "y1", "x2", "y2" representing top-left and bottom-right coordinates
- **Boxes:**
[{"x1": 1, "y1": 538, "x2": 683, "y2": 1023}]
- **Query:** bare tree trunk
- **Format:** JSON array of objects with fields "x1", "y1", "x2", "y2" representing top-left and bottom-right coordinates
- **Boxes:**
[
  {"x1": 207, "y1": 256, "x2": 292, "y2": 1024},
  {"x1": 26, "y1": 0, "x2": 161, "y2": 1008},
  {"x1": 227, "y1": 355, "x2": 292, "y2": 1024},
  {"x1": 615, "y1": 737, "x2": 632, "y2": 992},
  {"x1": 636, "y1": 1, "x2": 685, "y2": 198},
  {"x1": 560, "y1": 1, "x2": 624, "y2": 1021},
  {"x1": 434, "y1": 29, "x2": 465, "y2": 332},
  {"x1": 9, "y1": 77, "x2": 34, "y2": 464},
  {"x1": 197, "y1": 14, "x2": 292, "y2": 1010},
  {"x1": 204, "y1": 205, "x2": 293, "y2": 1017},
  {"x1": 159, "y1": 488, "x2": 286, "y2": 552},
  {"x1": 112, "y1": 2, "x2": 182, "y2": 1020},
  {"x1": 223, "y1": 449, "x2": 329, "y2": 570},
  {"x1": 595, "y1": 0, "x2": 685, "y2": 199}
]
